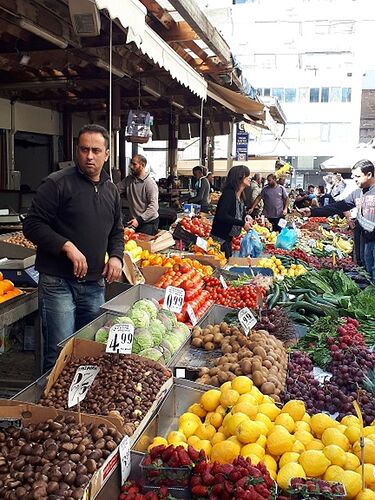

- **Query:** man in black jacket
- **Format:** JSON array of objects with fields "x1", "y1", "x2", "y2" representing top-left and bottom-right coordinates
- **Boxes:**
[{"x1": 23, "y1": 124, "x2": 124, "y2": 371}]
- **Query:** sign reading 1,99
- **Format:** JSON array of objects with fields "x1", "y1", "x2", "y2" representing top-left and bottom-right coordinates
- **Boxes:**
[{"x1": 163, "y1": 286, "x2": 185, "y2": 313}]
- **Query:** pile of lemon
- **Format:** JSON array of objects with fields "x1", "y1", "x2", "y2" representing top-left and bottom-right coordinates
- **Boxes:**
[
  {"x1": 148, "y1": 376, "x2": 375, "y2": 499},
  {"x1": 258, "y1": 256, "x2": 307, "y2": 277}
]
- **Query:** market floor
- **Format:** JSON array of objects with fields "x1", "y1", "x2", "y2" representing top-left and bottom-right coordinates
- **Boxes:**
[{"x1": 0, "y1": 351, "x2": 35, "y2": 398}]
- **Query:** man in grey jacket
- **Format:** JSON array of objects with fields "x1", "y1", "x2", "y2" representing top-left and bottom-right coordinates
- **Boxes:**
[
  {"x1": 189, "y1": 166, "x2": 210, "y2": 212},
  {"x1": 117, "y1": 154, "x2": 159, "y2": 235}
]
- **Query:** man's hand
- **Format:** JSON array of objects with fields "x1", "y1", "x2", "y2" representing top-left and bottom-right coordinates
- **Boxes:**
[
  {"x1": 102, "y1": 256, "x2": 122, "y2": 284},
  {"x1": 62, "y1": 241, "x2": 87, "y2": 278},
  {"x1": 282, "y1": 207, "x2": 288, "y2": 216},
  {"x1": 299, "y1": 207, "x2": 312, "y2": 217},
  {"x1": 128, "y1": 218, "x2": 139, "y2": 229}
]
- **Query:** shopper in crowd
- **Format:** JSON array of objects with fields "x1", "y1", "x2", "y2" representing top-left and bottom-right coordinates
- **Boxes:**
[
  {"x1": 23, "y1": 124, "x2": 123, "y2": 371},
  {"x1": 244, "y1": 173, "x2": 262, "y2": 215},
  {"x1": 249, "y1": 173, "x2": 288, "y2": 232},
  {"x1": 331, "y1": 173, "x2": 346, "y2": 199},
  {"x1": 117, "y1": 154, "x2": 159, "y2": 235},
  {"x1": 188, "y1": 166, "x2": 210, "y2": 212},
  {"x1": 301, "y1": 159, "x2": 375, "y2": 282},
  {"x1": 211, "y1": 165, "x2": 252, "y2": 258},
  {"x1": 206, "y1": 172, "x2": 215, "y2": 193}
]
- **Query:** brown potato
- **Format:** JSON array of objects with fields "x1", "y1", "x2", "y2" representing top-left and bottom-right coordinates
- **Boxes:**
[
  {"x1": 191, "y1": 338, "x2": 203, "y2": 348},
  {"x1": 204, "y1": 342, "x2": 215, "y2": 351}
]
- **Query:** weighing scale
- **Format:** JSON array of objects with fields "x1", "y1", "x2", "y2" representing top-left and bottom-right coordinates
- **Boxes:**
[{"x1": 0, "y1": 241, "x2": 39, "y2": 287}]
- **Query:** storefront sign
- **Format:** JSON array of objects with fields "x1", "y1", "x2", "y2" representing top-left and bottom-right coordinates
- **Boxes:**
[{"x1": 236, "y1": 126, "x2": 249, "y2": 161}]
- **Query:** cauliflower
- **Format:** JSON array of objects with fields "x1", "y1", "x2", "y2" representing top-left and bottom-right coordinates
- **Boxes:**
[
  {"x1": 132, "y1": 299, "x2": 158, "y2": 320},
  {"x1": 149, "y1": 318, "x2": 166, "y2": 347},
  {"x1": 132, "y1": 328, "x2": 153, "y2": 354},
  {"x1": 138, "y1": 348, "x2": 163, "y2": 362},
  {"x1": 176, "y1": 322, "x2": 190, "y2": 337},
  {"x1": 128, "y1": 308, "x2": 150, "y2": 328},
  {"x1": 95, "y1": 326, "x2": 110, "y2": 344},
  {"x1": 110, "y1": 315, "x2": 134, "y2": 327}
]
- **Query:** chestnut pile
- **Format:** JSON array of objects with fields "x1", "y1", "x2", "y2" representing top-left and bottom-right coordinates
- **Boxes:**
[
  {"x1": 0, "y1": 415, "x2": 123, "y2": 499},
  {"x1": 40, "y1": 354, "x2": 171, "y2": 435}
]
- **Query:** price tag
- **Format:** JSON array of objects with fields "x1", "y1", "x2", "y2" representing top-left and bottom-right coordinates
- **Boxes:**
[
  {"x1": 119, "y1": 436, "x2": 131, "y2": 484},
  {"x1": 196, "y1": 236, "x2": 208, "y2": 251},
  {"x1": 187, "y1": 304, "x2": 197, "y2": 326},
  {"x1": 219, "y1": 275, "x2": 228, "y2": 289},
  {"x1": 0, "y1": 418, "x2": 22, "y2": 429},
  {"x1": 336, "y1": 249, "x2": 344, "y2": 259},
  {"x1": 68, "y1": 365, "x2": 99, "y2": 408},
  {"x1": 238, "y1": 307, "x2": 257, "y2": 335},
  {"x1": 106, "y1": 324, "x2": 134, "y2": 354},
  {"x1": 164, "y1": 286, "x2": 185, "y2": 313},
  {"x1": 175, "y1": 368, "x2": 186, "y2": 378},
  {"x1": 278, "y1": 218, "x2": 287, "y2": 228},
  {"x1": 313, "y1": 367, "x2": 332, "y2": 383},
  {"x1": 325, "y1": 244, "x2": 335, "y2": 253}
]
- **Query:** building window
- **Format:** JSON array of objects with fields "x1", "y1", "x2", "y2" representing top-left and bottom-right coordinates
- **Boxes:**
[
  {"x1": 321, "y1": 87, "x2": 329, "y2": 103},
  {"x1": 299, "y1": 87, "x2": 309, "y2": 102},
  {"x1": 310, "y1": 88, "x2": 320, "y2": 102},
  {"x1": 342, "y1": 88, "x2": 352, "y2": 102},
  {"x1": 263, "y1": 88, "x2": 271, "y2": 96},
  {"x1": 272, "y1": 88, "x2": 285, "y2": 101},
  {"x1": 330, "y1": 87, "x2": 341, "y2": 102},
  {"x1": 285, "y1": 88, "x2": 297, "y2": 102}
]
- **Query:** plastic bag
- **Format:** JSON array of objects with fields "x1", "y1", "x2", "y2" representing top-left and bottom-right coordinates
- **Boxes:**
[
  {"x1": 239, "y1": 229, "x2": 263, "y2": 258},
  {"x1": 276, "y1": 227, "x2": 298, "y2": 250}
]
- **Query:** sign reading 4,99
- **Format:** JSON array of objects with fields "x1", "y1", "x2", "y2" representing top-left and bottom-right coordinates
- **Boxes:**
[
  {"x1": 106, "y1": 324, "x2": 134, "y2": 354},
  {"x1": 163, "y1": 286, "x2": 185, "y2": 313},
  {"x1": 238, "y1": 307, "x2": 257, "y2": 335}
]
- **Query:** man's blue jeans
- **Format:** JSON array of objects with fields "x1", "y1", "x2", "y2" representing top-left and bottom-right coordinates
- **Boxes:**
[
  {"x1": 38, "y1": 273, "x2": 105, "y2": 372},
  {"x1": 364, "y1": 241, "x2": 375, "y2": 283}
]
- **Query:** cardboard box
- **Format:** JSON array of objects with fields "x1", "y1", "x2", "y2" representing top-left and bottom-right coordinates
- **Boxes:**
[
  {"x1": 122, "y1": 252, "x2": 145, "y2": 285},
  {"x1": 227, "y1": 256, "x2": 263, "y2": 267},
  {"x1": 140, "y1": 265, "x2": 166, "y2": 285},
  {"x1": 183, "y1": 252, "x2": 225, "y2": 269},
  {"x1": 0, "y1": 400, "x2": 123, "y2": 499},
  {"x1": 136, "y1": 230, "x2": 175, "y2": 253},
  {"x1": 43, "y1": 338, "x2": 173, "y2": 439}
]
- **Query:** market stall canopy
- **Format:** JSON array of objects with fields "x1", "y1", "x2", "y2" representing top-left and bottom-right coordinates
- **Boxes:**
[{"x1": 320, "y1": 146, "x2": 375, "y2": 172}]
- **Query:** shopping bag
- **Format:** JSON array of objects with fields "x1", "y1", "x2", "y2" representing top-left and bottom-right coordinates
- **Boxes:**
[
  {"x1": 276, "y1": 227, "x2": 298, "y2": 250},
  {"x1": 239, "y1": 229, "x2": 263, "y2": 258}
]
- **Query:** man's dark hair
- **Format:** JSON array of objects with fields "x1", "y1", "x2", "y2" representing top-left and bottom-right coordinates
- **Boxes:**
[
  {"x1": 352, "y1": 159, "x2": 374, "y2": 176},
  {"x1": 193, "y1": 166, "x2": 204, "y2": 175},
  {"x1": 134, "y1": 154, "x2": 147, "y2": 166},
  {"x1": 267, "y1": 173, "x2": 277, "y2": 181},
  {"x1": 78, "y1": 124, "x2": 109, "y2": 147},
  {"x1": 308, "y1": 184, "x2": 315, "y2": 190},
  {"x1": 224, "y1": 165, "x2": 250, "y2": 193}
]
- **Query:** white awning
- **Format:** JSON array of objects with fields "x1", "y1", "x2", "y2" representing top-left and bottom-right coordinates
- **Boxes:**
[{"x1": 127, "y1": 24, "x2": 207, "y2": 100}]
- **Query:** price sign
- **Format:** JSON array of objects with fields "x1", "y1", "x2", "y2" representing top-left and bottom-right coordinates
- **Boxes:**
[
  {"x1": 278, "y1": 218, "x2": 287, "y2": 228},
  {"x1": 119, "y1": 436, "x2": 131, "y2": 484},
  {"x1": 238, "y1": 307, "x2": 257, "y2": 335},
  {"x1": 0, "y1": 418, "x2": 22, "y2": 429},
  {"x1": 106, "y1": 324, "x2": 134, "y2": 354},
  {"x1": 187, "y1": 304, "x2": 197, "y2": 326},
  {"x1": 68, "y1": 365, "x2": 99, "y2": 408},
  {"x1": 336, "y1": 249, "x2": 344, "y2": 259},
  {"x1": 164, "y1": 286, "x2": 185, "y2": 313},
  {"x1": 219, "y1": 275, "x2": 228, "y2": 289},
  {"x1": 196, "y1": 236, "x2": 208, "y2": 251}
]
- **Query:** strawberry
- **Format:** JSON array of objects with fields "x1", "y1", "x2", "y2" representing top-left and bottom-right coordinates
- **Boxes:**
[
  {"x1": 187, "y1": 445, "x2": 200, "y2": 462},
  {"x1": 191, "y1": 484, "x2": 210, "y2": 496},
  {"x1": 142, "y1": 455, "x2": 152, "y2": 466},
  {"x1": 212, "y1": 473, "x2": 226, "y2": 484},
  {"x1": 201, "y1": 472, "x2": 216, "y2": 486},
  {"x1": 176, "y1": 446, "x2": 192, "y2": 467},
  {"x1": 194, "y1": 460, "x2": 210, "y2": 475},
  {"x1": 149, "y1": 444, "x2": 166, "y2": 459},
  {"x1": 216, "y1": 463, "x2": 233, "y2": 475},
  {"x1": 161, "y1": 445, "x2": 175, "y2": 463},
  {"x1": 228, "y1": 470, "x2": 241, "y2": 482},
  {"x1": 211, "y1": 483, "x2": 224, "y2": 495},
  {"x1": 158, "y1": 486, "x2": 169, "y2": 497},
  {"x1": 167, "y1": 450, "x2": 180, "y2": 468},
  {"x1": 191, "y1": 474, "x2": 202, "y2": 487},
  {"x1": 223, "y1": 480, "x2": 233, "y2": 494}
]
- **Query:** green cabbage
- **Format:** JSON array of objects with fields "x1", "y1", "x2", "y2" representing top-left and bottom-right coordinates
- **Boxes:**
[
  {"x1": 159, "y1": 345, "x2": 172, "y2": 364},
  {"x1": 160, "y1": 338, "x2": 175, "y2": 354},
  {"x1": 95, "y1": 326, "x2": 110, "y2": 344},
  {"x1": 163, "y1": 334, "x2": 181, "y2": 353},
  {"x1": 110, "y1": 316, "x2": 134, "y2": 327},
  {"x1": 149, "y1": 318, "x2": 166, "y2": 346},
  {"x1": 157, "y1": 311, "x2": 173, "y2": 331},
  {"x1": 161, "y1": 309, "x2": 178, "y2": 328},
  {"x1": 176, "y1": 322, "x2": 190, "y2": 337},
  {"x1": 132, "y1": 299, "x2": 158, "y2": 320},
  {"x1": 138, "y1": 348, "x2": 163, "y2": 362},
  {"x1": 171, "y1": 328, "x2": 187, "y2": 344},
  {"x1": 128, "y1": 308, "x2": 150, "y2": 328},
  {"x1": 132, "y1": 328, "x2": 154, "y2": 354}
]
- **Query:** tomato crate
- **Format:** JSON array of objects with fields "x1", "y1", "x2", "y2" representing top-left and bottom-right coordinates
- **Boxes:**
[
  {"x1": 288, "y1": 477, "x2": 346, "y2": 499},
  {"x1": 172, "y1": 223, "x2": 197, "y2": 245},
  {"x1": 140, "y1": 454, "x2": 192, "y2": 487},
  {"x1": 143, "y1": 484, "x2": 190, "y2": 499}
]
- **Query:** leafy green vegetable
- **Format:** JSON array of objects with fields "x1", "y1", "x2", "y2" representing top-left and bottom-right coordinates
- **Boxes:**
[
  {"x1": 132, "y1": 299, "x2": 158, "y2": 320},
  {"x1": 111, "y1": 316, "x2": 134, "y2": 327},
  {"x1": 149, "y1": 318, "x2": 165, "y2": 346},
  {"x1": 132, "y1": 328, "x2": 153, "y2": 353},
  {"x1": 128, "y1": 308, "x2": 150, "y2": 328},
  {"x1": 176, "y1": 322, "x2": 190, "y2": 337},
  {"x1": 138, "y1": 347, "x2": 163, "y2": 362},
  {"x1": 157, "y1": 311, "x2": 173, "y2": 331},
  {"x1": 346, "y1": 289, "x2": 375, "y2": 320},
  {"x1": 95, "y1": 327, "x2": 110, "y2": 344}
]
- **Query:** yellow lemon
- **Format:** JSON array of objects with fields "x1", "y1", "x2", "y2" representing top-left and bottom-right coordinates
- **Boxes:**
[
  {"x1": 238, "y1": 393, "x2": 258, "y2": 406},
  {"x1": 281, "y1": 400, "x2": 306, "y2": 421},
  {"x1": 263, "y1": 454, "x2": 278, "y2": 472},
  {"x1": 188, "y1": 435, "x2": 201, "y2": 447},
  {"x1": 306, "y1": 439, "x2": 324, "y2": 451},
  {"x1": 257, "y1": 434, "x2": 267, "y2": 447},
  {"x1": 344, "y1": 452, "x2": 361, "y2": 471},
  {"x1": 195, "y1": 423, "x2": 216, "y2": 441},
  {"x1": 254, "y1": 420, "x2": 269, "y2": 436},
  {"x1": 220, "y1": 389, "x2": 240, "y2": 408},
  {"x1": 365, "y1": 426, "x2": 375, "y2": 437},
  {"x1": 275, "y1": 413, "x2": 295, "y2": 433},
  {"x1": 256, "y1": 413, "x2": 273, "y2": 431},
  {"x1": 147, "y1": 436, "x2": 168, "y2": 452},
  {"x1": 356, "y1": 489, "x2": 375, "y2": 499},
  {"x1": 220, "y1": 381, "x2": 232, "y2": 392},
  {"x1": 338, "y1": 470, "x2": 362, "y2": 499},
  {"x1": 232, "y1": 401, "x2": 258, "y2": 419},
  {"x1": 323, "y1": 444, "x2": 347, "y2": 467},
  {"x1": 167, "y1": 431, "x2": 186, "y2": 445},
  {"x1": 277, "y1": 463, "x2": 306, "y2": 490},
  {"x1": 235, "y1": 419, "x2": 262, "y2": 444},
  {"x1": 227, "y1": 436, "x2": 243, "y2": 448},
  {"x1": 250, "y1": 386, "x2": 264, "y2": 404},
  {"x1": 179, "y1": 420, "x2": 200, "y2": 438},
  {"x1": 215, "y1": 405, "x2": 227, "y2": 416},
  {"x1": 179, "y1": 412, "x2": 202, "y2": 427},
  {"x1": 310, "y1": 413, "x2": 336, "y2": 437},
  {"x1": 258, "y1": 402, "x2": 281, "y2": 421},
  {"x1": 292, "y1": 440, "x2": 306, "y2": 454},
  {"x1": 211, "y1": 440, "x2": 241, "y2": 464},
  {"x1": 241, "y1": 443, "x2": 265, "y2": 459},
  {"x1": 295, "y1": 421, "x2": 311, "y2": 433},
  {"x1": 322, "y1": 428, "x2": 350, "y2": 452},
  {"x1": 241, "y1": 452, "x2": 260, "y2": 464},
  {"x1": 195, "y1": 439, "x2": 212, "y2": 458},
  {"x1": 188, "y1": 403, "x2": 207, "y2": 419},
  {"x1": 356, "y1": 464, "x2": 375, "y2": 488},
  {"x1": 337, "y1": 424, "x2": 347, "y2": 434},
  {"x1": 302, "y1": 413, "x2": 311, "y2": 423},
  {"x1": 299, "y1": 450, "x2": 331, "y2": 477},
  {"x1": 342, "y1": 415, "x2": 360, "y2": 427},
  {"x1": 211, "y1": 432, "x2": 226, "y2": 445},
  {"x1": 324, "y1": 465, "x2": 344, "y2": 481},
  {"x1": 279, "y1": 452, "x2": 300, "y2": 468},
  {"x1": 263, "y1": 395, "x2": 276, "y2": 404},
  {"x1": 231, "y1": 376, "x2": 253, "y2": 394},
  {"x1": 294, "y1": 430, "x2": 314, "y2": 447},
  {"x1": 200, "y1": 389, "x2": 221, "y2": 412},
  {"x1": 225, "y1": 412, "x2": 249, "y2": 436},
  {"x1": 345, "y1": 425, "x2": 361, "y2": 444},
  {"x1": 206, "y1": 412, "x2": 223, "y2": 429},
  {"x1": 267, "y1": 427, "x2": 294, "y2": 456},
  {"x1": 353, "y1": 439, "x2": 375, "y2": 464}
]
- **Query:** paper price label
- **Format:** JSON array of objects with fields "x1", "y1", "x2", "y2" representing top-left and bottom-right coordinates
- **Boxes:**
[
  {"x1": 106, "y1": 324, "x2": 134, "y2": 354},
  {"x1": 119, "y1": 436, "x2": 131, "y2": 485},
  {"x1": 68, "y1": 365, "x2": 99, "y2": 408},
  {"x1": 219, "y1": 275, "x2": 228, "y2": 289},
  {"x1": 278, "y1": 218, "x2": 287, "y2": 228},
  {"x1": 238, "y1": 307, "x2": 257, "y2": 334},
  {"x1": 336, "y1": 249, "x2": 344, "y2": 259},
  {"x1": 187, "y1": 304, "x2": 197, "y2": 326},
  {"x1": 164, "y1": 286, "x2": 185, "y2": 313},
  {"x1": 196, "y1": 236, "x2": 208, "y2": 251}
]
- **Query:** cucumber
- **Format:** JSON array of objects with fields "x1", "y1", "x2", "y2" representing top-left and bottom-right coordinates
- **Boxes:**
[
  {"x1": 266, "y1": 293, "x2": 274, "y2": 306},
  {"x1": 268, "y1": 284, "x2": 280, "y2": 308},
  {"x1": 290, "y1": 301, "x2": 326, "y2": 316},
  {"x1": 288, "y1": 288, "x2": 314, "y2": 295},
  {"x1": 279, "y1": 290, "x2": 288, "y2": 303}
]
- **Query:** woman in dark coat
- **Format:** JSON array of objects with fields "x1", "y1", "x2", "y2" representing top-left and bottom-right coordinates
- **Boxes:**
[{"x1": 211, "y1": 165, "x2": 252, "y2": 258}]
